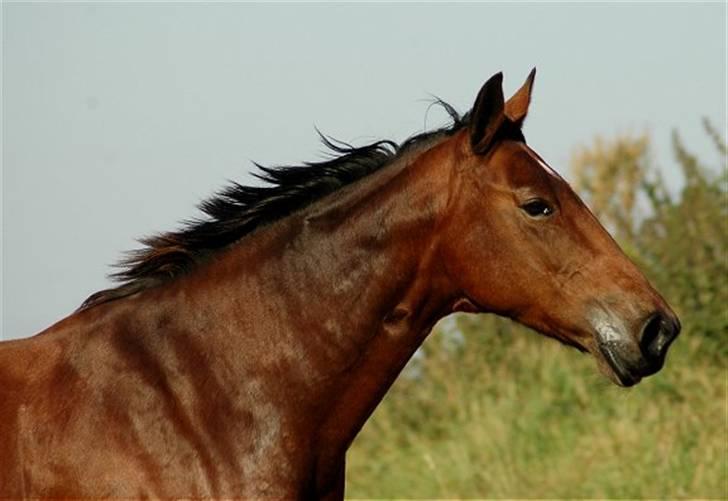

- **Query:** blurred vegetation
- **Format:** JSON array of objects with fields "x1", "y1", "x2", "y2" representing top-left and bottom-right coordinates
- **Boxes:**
[{"x1": 347, "y1": 121, "x2": 727, "y2": 499}]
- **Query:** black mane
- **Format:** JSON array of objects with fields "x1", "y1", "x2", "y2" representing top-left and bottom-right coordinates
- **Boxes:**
[{"x1": 80, "y1": 102, "x2": 469, "y2": 309}]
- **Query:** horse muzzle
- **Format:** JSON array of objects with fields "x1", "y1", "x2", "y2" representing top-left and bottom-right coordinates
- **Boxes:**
[{"x1": 593, "y1": 310, "x2": 681, "y2": 387}]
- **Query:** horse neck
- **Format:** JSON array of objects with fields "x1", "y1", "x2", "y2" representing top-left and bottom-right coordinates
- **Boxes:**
[
  {"x1": 196, "y1": 133, "x2": 456, "y2": 443},
  {"x1": 244, "y1": 137, "x2": 459, "y2": 478},
  {"x1": 96, "y1": 133, "x2": 462, "y2": 484}
]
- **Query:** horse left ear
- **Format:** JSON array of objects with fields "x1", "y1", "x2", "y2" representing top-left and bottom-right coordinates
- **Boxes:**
[
  {"x1": 470, "y1": 72, "x2": 506, "y2": 155},
  {"x1": 505, "y1": 67, "x2": 536, "y2": 125}
]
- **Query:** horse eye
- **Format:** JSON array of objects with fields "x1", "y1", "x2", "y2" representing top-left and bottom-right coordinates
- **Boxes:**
[{"x1": 521, "y1": 199, "x2": 554, "y2": 218}]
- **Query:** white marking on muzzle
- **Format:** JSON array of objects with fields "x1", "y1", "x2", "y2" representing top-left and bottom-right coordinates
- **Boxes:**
[
  {"x1": 594, "y1": 318, "x2": 623, "y2": 343},
  {"x1": 592, "y1": 310, "x2": 630, "y2": 345}
]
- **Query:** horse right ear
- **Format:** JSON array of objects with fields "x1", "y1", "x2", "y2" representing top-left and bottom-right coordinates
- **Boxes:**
[{"x1": 469, "y1": 72, "x2": 506, "y2": 155}]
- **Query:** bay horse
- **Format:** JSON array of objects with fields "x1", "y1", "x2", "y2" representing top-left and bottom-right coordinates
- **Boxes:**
[{"x1": 0, "y1": 70, "x2": 680, "y2": 498}]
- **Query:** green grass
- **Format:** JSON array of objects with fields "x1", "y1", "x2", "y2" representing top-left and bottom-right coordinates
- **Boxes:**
[{"x1": 346, "y1": 315, "x2": 727, "y2": 499}]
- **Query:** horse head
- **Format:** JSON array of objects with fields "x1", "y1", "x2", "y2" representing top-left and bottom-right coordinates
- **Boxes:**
[{"x1": 440, "y1": 70, "x2": 680, "y2": 386}]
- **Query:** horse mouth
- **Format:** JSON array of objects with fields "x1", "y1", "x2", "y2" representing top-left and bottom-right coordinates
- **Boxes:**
[{"x1": 597, "y1": 341, "x2": 642, "y2": 387}]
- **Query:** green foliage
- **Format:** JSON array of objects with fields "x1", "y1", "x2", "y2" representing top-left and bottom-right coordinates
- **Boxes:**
[
  {"x1": 348, "y1": 324, "x2": 724, "y2": 498},
  {"x1": 346, "y1": 122, "x2": 727, "y2": 499},
  {"x1": 638, "y1": 126, "x2": 727, "y2": 353}
]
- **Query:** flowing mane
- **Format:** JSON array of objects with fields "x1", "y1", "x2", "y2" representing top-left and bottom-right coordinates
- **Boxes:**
[{"x1": 80, "y1": 101, "x2": 469, "y2": 310}]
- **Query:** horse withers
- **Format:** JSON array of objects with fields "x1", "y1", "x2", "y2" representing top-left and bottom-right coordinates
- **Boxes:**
[{"x1": 0, "y1": 69, "x2": 679, "y2": 498}]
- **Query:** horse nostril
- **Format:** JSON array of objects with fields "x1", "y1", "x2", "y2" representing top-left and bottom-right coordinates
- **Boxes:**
[{"x1": 640, "y1": 312, "x2": 680, "y2": 363}]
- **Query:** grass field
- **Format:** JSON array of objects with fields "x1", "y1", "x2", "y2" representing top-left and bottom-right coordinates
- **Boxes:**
[{"x1": 346, "y1": 314, "x2": 727, "y2": 499}]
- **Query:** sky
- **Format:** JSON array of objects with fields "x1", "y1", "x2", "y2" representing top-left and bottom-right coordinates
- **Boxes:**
[{"x1": 2, "y1": 2, "x2": 726, "y2": 340}]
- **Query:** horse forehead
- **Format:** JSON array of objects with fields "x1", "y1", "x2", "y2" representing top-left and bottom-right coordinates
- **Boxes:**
[
  {"x1": 525, "y1": 148, "x2": 561, "y2": 179},
  {"x1": 493, "y1": 143, "x2": 563, "y2": 188}
]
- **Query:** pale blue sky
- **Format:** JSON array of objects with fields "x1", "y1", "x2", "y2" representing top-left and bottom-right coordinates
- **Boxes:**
[{"x1": 2, "y1": 2, "x2": 726, "y2": 339}]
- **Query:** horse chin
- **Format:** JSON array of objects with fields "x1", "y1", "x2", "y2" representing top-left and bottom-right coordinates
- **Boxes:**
[
  {"x1": 548, "y1": 330, "x2": 640, "y2": 386},
  {"x1": 583, "y1": 312, "x2": 641, "y2": 387}
]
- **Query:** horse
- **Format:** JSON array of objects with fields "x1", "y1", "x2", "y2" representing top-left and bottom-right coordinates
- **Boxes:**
[{"x1": 0, "y1": 69, "x2": 680, "y2": 498}]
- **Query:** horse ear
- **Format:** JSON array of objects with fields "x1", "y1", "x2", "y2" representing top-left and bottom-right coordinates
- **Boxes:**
[
  {"x1": 505, "y1": 67, "x2": 536, "y2": 125},
  {"x1": 470, "y1": 72, "x2": 506, "y2": 155}
]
